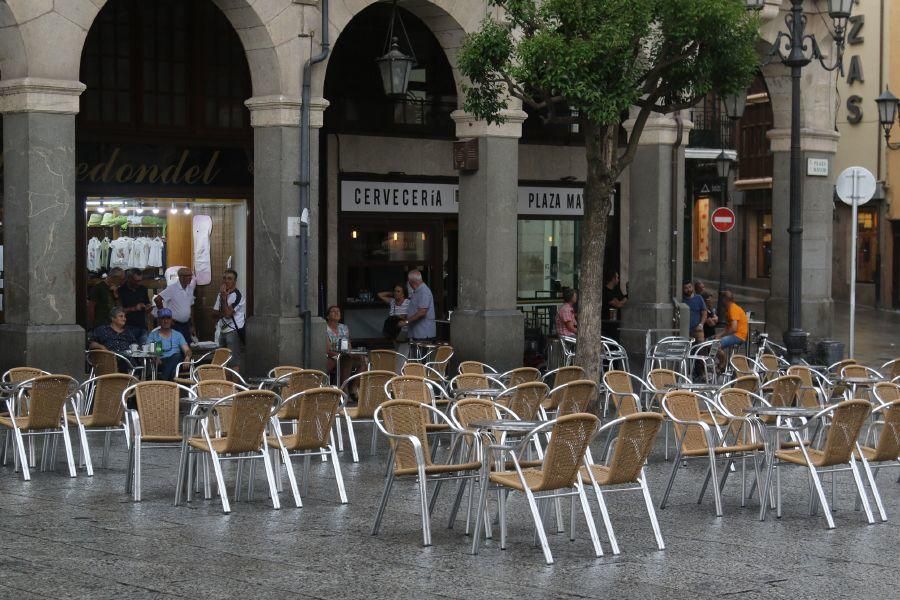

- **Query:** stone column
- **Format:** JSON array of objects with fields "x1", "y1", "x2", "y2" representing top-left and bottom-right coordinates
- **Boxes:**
[
  {"x1": 449, "y1": 110, "x2": 526, "y2": 372},
  {"x1": 243, "y1": 95, "x2": 327, "y2": 375},
  {"x1": 765, "y1": 128, "x2": 838, "y2": 342},
  {"x1": 0, "y1": 78, "x2": 86, "y2": 377},
  {"x1": 619, "y1": 115, "x2": 689, "y2": 354}
]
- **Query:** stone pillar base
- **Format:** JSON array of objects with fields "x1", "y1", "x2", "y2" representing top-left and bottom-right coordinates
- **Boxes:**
[
  {"x1": 764, "y1": 297, "x2": 835, "y2": 347},
  {"x1": 0, "y1": 324, "x2": 85, "y2": 378},
  {"x1": 245, "y1": 315, "x2": 327, "y2": 376},
  {"x1": 450, "y1": 310, "x2": 524, "y2": 372},
  {"x1": 619, "y1": 303, "x2": 676, "y2": 357}
]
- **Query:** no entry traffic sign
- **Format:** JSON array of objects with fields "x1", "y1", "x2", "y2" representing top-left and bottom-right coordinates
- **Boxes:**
[{"x1": 711, "y1": 207, "x2": 735, "y2": 233}]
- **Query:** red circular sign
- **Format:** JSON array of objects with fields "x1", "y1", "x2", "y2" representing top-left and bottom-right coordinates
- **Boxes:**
[{"x1": 711, "y1": 207, "x2": 736, "y2": 233}]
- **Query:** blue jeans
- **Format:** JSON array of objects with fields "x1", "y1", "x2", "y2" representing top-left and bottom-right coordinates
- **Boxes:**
[
  {"x1": 720, "y1": 334, "x2": 745, "y2": 349},
  {"x1": 158, "y1": 353, "x2": 183, "y2": 381}
]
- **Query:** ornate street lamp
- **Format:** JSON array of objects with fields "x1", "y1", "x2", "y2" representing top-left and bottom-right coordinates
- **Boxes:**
[
  {"x1": 715, "y1": 150, "x2": 735, "y2": 312},
  {"x1": 722, "y1": 92, "x2": 748, "y2": 121},
  {"x1": 744, "y1": 0, "x2": 766, "y2": 12},
  {"x1": 749, "y1": 0, "x2": 852, "y2": 362},
  {"x1": 875, "y1": 88, "x2": 900, "y2": 149},
  {"x1": 376, "y1": 0, "x2": 416, "y2": 97}
]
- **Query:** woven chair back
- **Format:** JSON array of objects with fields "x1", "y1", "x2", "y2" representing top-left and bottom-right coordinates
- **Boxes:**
[
  {"x1": 280, "y1": 369, "x2": 328, "y2": 400},
  {"x1": 552, "y1": 380, "x2": 597, "y2": 416},
  {"x1": 665, "y1": 391, "x2": 709, "y2": 455},
  {"x1": 497, "y1": 382, "x2": 548, "y2": 420},
  {"x1": 603, "y1": 413, "x2": 663, "y2": 485},
  {"x1": 454, "y1": 398, "x2": 496, "y2": 428},
  {"x1": 402, "y1": 363, "x2": 427, "y2": 378},
  {"x1": 818, "y1": 400, "x2": 871, "y2": 467},
  {"x1": 428, "y1": 346, "x2": 453, "y2": 378},
  {"x1": 195, "y1": 379, "x2": 242, "y2": 434},
  {"x1": 5, "y1": 367, "x2": 48, "y2": 384},
  {"x1": 380, "y1": 399, "x2": 432, "y2": 470},
  {"x1": 874, "y1": 382, "x2": 900, "y2": 405},
  {"x1": 195, "y1": 365, "x2": 226, "y2": 382},
  {"x1": 648, "y1": 369, "x2": 678, "y2": 391},
  {"x1": 216, "y1": 391, "x2": 276, "y2": 454},
  {"x1": 551, "y1": 366, "x2": 585, "y2": 387},
  {"x1": 830, "y1": 358, "x2": 857, "y2": 373},
  {"x1": 87, "y1": 350, "x2": 119, "y2": 376},
  {"x1": 871, "y1": 401, "x2": 900, "y2": 462},
  {"x1": 88, "y1": 374, "x2": 136, "y2": 427},
  {"x1": 289, "y1": 388, "x2": 342, "y2": 449},
  {"x1": 211, "y1": 348, "x2": 231, "y2": 366},
  {"x1": 731, "y1": 374, "x2": 761, "y2": 394},
  {"x1": 759, "y1": 354, "x2": 781, "y2": 379},
  {"x1": 387, "y1": 376, "x2": 432, "y2": 405},
  {"x1": 786, "y1": 366, "x2": 820, "y2": 408},
  {"x1": 766, "y1": 375, "x2": 801, "y2": 408},
  {"x1": 506, "y1": 367, "x2": 540, "y2": 387},
  {"x1": 717, "y1": 388, "x2": 755, "y2": 443},
  {"x1": 730, "y1": 354, "x2": 755, "y2": 376},
  {"x1": 603, "y1": 371, "x2": 639, "y2": 415},
  {"x1": 353, "y1": 370, "x2": 394, "y2": 419},
  {"x1": 369, "y1": 350, "x2": 401, "y2": 374},
  {"x1": 134, "y1": 381, "x2": 181, "y2": 437},
  {"x1": 534, "y1": 413, "x2": 598, "y2": 491},
  {"x1": 888, "y1": 360, "x2": 900, "y2": 380},
  {"x1": 459, "y1": 361, "x2": 488, "y2": 375},
  {"x1": 271, "y1": 365, "x2": 302, "y2": 378},
  {"x1": 455, "y1": 373, "x2": 489, "y2": 391},
  {"x1": 27, "y1": 376, "x2": 77, "y2": 430}
]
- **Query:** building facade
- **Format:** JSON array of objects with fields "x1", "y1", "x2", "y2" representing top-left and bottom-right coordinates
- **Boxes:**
[{"x1": 0, "y1": 0, "x2": 845, "y2": 376}]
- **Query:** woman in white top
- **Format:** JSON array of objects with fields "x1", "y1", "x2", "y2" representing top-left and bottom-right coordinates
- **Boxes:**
[{"x1": 378, "y1": 284, "x2": 411, "y2": 317}]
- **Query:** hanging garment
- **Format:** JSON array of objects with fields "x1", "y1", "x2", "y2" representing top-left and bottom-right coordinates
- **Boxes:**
[
  {"x1": 192, "y1": 214, "x2": 213, "y2": 285},
  {"x1": 148, "y1": 237, "x2": 164, "y2": 268},
  {"x1": 109, "y1": 237, "x2": 132, "y2": 269},
  {"x1": 87, "y1": 237, "x2": 102, "y2": 272},
  {"x1": 100, "y1": 238, "x2": 111, "y2": 271}
]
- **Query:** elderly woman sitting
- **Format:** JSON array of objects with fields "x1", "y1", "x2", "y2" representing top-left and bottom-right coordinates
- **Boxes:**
[{"x1": 90, "y1": 306, "x2": 138, "y2": 355}]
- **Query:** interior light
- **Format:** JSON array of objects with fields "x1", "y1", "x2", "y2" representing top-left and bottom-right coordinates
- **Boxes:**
[
  {"x1": 421, "y1": 233, "x2": 426, "y2": 241},
  {"x1": 351, "y1": 230, "x2": 358, "y2": 239},
  {"x1": 135, "y1": 203, "x2": 145, "y2": 214},
  {"x1": 548, "y1": 235, "x2": 554, "y2": 243},
  {"x1": 151, "y1": 205, "x2": 160, "y2": 215},
  {"x1": 97, "y1": 201, "x2": 106, "y2": 214},
  {"x1": 393, "y1": 232, "x2": 399, "y2": 241},
  {"x1": 183, "y1": 205, "x2": 192, "y2": 215},
  {"x1": 169, "y1": 203, "x2": 178, "y2": 215},
  {"x1": 120, "y1": 205, "x2": 128, "y2": 213}
]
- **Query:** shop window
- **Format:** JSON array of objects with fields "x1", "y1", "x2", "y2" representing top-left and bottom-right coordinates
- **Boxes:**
[
  {"x1": 757, "y1": 212, "x2": 772, "y2": 278},
  {"x1": 517, "y1": 220, "x2": 579, "y2": 299},
  {"x1": 693, "y1": 197, "x2": 710, "y2": 262},
  {"x1": 857, "y1": 208, "x2": 878, "y2": 283}
]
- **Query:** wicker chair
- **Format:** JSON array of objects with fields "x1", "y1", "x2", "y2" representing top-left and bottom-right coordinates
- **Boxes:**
[
  {"x1": 602, "y1": 370, "x2": 649, "y2": 417},
  {"x1": 70, "y1": 374, "x2": 138, "y2": 470},
  {"x1": 458, "y1": 361, "x2": 498, "y2": 375},
  {"x1": 873, "y1": 382, "x2": 900, "y2": 406},
  {"x1": 787, "y1": 366, "x2": 829, "y2": 409},
  {"x1": 758, "y1": 353, "x2": 787, "y2": 382},
  {"x1": 475, "y1": 413, "x2": 602, "y2": 564},
  {"x1": 541, "y1": 365, "x2": 585, "y2": 388},
  {"x1": 271, "y1": 369, "x2": 329, "y2": 409},
  {"x1": 880, "y1": 358, "x2": 900, "y2": 381},
  {"x1": 402, "y1": 362, "x2": 426, "y2": 378},
  {"x1": 828, "y1": 358, "x2": 858, "y2": 375},
  {"x1": 87, "y1": 349, "x2": 138, "y2": 378},
  {"x1": 760, "y1": 375, "x2": 802, "y2": 423},
  {"x1": 193, "y1": 364, "x2": 247, "y2": 386},
  {"x1": 449, "y1": 373, "x2": 506, "y2": 396},
  {"x1": 192, "y1": 379, "x2": 249, "y2": 437},
  {"x1": 840, "y1": 364, "x2": 884, "y2": 400},
  {"x1": 496, "y1": 382, "x2": 549, "y2": 421},
  {"x1": 369, "y1": 349, "x2": 406, "y2": 374},
  {"x1": 0, "y1": 375, "x2": 80, "y2": 480},
  {"x1": 581, "y1": 412, "x2": 665, "y2": 554},
  {"x1": 541, "y1": 379, "x2": 597, "y2": 418},
  {"x1": 729, "y1": 354, "x2": 761, "y2": 379},
  {"x1": 0, "y1": 368, "x2": 50, "y2": 465},
  {"x1": 425, "y1": 345, "x2": 454, "y2": 380},
  {"x1": 384, "y1": 376, "x2": 451, "y2": 439},
  {"x1": 337, "y1": 370, "x2": 394, "y2": 462},
  {"x1": 177, "y1": 390, "x2": 281, "y2": 513},
  {"x1": 174, "y1": 348, "x2": 233, "y2": 384},
  {"x1": 266, "y1": 387, "x2": 347, "y2": 507},
  {"x1": 660, "y1": 390, "x2": 765, "y2": 516},
  {"x1": 372, "y1": 399, "x2": 481, "y2": 546},
  {"x1": 771, "y1": 400, "x2": 873, "y2": 529},
  {"x1": 501, "y1": 367, "x2": 541, "y2": 387},
  {"x1": 124, "y1": 381, "x2": 196, "y2": 501},
  {"x1": 854, "y1": 399, "x2": 900, "y2": 522}
]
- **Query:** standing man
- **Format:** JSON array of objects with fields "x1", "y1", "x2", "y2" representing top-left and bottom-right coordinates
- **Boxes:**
[
  {"x1": 87, "y1": 267, "x2": 124, "y2": 329},
  {"x1": 682, "y1": 280, "x2": 707, "y2": 342},
  {"x1": 602, "y1": 271, "x2": 628, "y2": 320},
  {"x1": 400, "y1": 269, "x2": 435, "y2": 353},
  {"x1": 212, "y1": 269, "x2": 246, "y2": 372},
  {"x1": 119, "y1": 269, "x2": 151, "y2": 343},
  {"x1": 146, "y1": 308, "x2": 192, "y2": 381},
  {"x1": 153, "y1": 267, "x2": 195, "y2": 342}
]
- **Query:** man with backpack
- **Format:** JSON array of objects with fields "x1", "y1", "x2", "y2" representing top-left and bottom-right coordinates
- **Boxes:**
[{"x1": 212, "y1": 269, "x2": 246, "y2": 372}]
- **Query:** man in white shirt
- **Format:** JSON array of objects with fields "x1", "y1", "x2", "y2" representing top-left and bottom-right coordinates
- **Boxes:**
[
  {"x1": 212, "y1": 269, "x2": 246, "y2": 371},
  {"x1": 153, "y1": 267, "x2": 196, "y2": 342}
]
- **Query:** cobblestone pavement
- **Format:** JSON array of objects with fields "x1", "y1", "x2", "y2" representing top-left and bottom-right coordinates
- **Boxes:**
[{"x1": 1, "y1": 418, "x2": 898, "y2": 600}]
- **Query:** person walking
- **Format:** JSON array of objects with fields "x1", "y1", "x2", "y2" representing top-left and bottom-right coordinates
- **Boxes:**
[
  {"x1": 400, "y1": 269, "x2": 436, "y2": 356},
  {"x1": 153, "y1": 267, "x2": 195, "y2": 342},
  {"x1": 119, "y1": 269, "x2": 151, "y2": 343},
  {"x1": 146, "y1": 308, "x2": 192, "y2": 381},
  {"x1": 212, "y1": 269, "x2": 246, "y2": 372}
]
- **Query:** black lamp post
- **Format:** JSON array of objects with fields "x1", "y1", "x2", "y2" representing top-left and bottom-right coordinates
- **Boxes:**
[
  {"x1": 715, "y1": 150, "x2": 734, "y2": 307},
  {"x1": 746, "y1": 0, "x2": 852, "y2": 362},
  {"x1": 376, "y1": 0, "x2": 416, "y2": 97},
  {"x1": 875, "y1": 88, "x2": 900, "y2": 149}
]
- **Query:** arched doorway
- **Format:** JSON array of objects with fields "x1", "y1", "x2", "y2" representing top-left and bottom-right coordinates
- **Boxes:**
[
  {"x1": 77, "y1": 0, "x2": 253, "y2": 340},
  {"x1": 321, "y1": 3, "x2": 459, "y2": 344}
]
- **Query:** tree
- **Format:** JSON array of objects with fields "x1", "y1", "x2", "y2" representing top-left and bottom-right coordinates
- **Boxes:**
[{"x1": 459, "y1": 0, "x2": 759, "y2": 393}]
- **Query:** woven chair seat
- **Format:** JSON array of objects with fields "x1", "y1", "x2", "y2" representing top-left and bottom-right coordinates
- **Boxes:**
[
  {"x1": 0, "y1": 415, "x2": 31, "y2": 429},
  {"x1": 425, "y1": 423, "x2": 450, "y2": 432},
  {"x1": 265, "y1": 434, "x2": 327, "y2": 452},
  {"x1": 492, "y1": 459, "x2": 542, "y2": 471},
  {"x1": 66, "y1": 414, "x2": 122, "y2": 428},
  {"x1": 855, "y1": 446, "x2": 881, "y2": 462},
  {"x1": 394, "y1": 461, "x2": 481, "y2": 477},
  {"x1": 141, "y1": 434, "x2": 183, "y2": 443},
  {"x1": 540, "y1": 398, "x2": 556, "y2": 410},
  {"x1": 681, "y1": 442, "x2": 763, "y2": 457},
  {"x1": 699, "y1": 413, "x2": 729, "y2": 427},
  {"x1": 579, "y1": 464, "x2": 638, "y2": 486},
  {"x1": 776, "y1": 448, "x2": 833, "y2": 467},
  {"x1": 188, "y1": 436, "x2": 232, "y2": 453},
  {"x1": 490, "y1": 468, "x2": 548, "y2": 492},
  {"x1": 174, "y1": 377, "x2": 193, "y2": 386},
  {"x1": 343, "y1": 406, "x2": 374, "y2": 420}
]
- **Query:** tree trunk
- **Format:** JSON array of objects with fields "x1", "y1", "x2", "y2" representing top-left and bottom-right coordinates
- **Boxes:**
[{"x1": 575, "y1": 120, "x2": 619, "y2": 412}]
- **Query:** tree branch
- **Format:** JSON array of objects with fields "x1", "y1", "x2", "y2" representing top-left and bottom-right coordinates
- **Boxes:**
[{"x1": 616, "y1": 102, "x2": 654, "y2": 174}]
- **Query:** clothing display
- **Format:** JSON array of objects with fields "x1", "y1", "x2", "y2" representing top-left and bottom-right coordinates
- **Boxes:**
[
  {"x1": 192, "y1": 215, "x2": 213, "y2": 285},
  {"x1": 87, "y1": 236, "x2": 165, "y2": 273}
]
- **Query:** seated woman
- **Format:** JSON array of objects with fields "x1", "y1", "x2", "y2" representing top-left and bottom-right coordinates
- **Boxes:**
[
  {"x1": 146, "y1": 308, "x2": 192, "y2": 381},
  {"x1": 325, "y1": 305, "x2": 365, "y2": 391},
  {"x1": 90, "y1": 307, "x2": 138, "y2": 354}
]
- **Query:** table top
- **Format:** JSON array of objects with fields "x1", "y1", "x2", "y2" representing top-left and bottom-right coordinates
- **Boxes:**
[
  {"x1": 247, "y1": 377, "x2": 288, "y2": 387},
  {"x1": 454, "y1": 388, "x2": 503, "y2": 397},
  {"x1": 841, "y1": 376, "x2": 884, "y2": 385},
  {"x1": 338, "y1": 349, "x2": 369, "y2": 356},
  {"x1": 663, "y1": 382, "x2": 719, "y2": 392},
  {"x1": 469, "y1": 419, "x2": 543, "y2": 433},
  {"x1": 743, "y1": 405, "x2": 832, "y2": 418},
  {"x1": 125, "y1": 350, "x2": 160, "y2": 359}
]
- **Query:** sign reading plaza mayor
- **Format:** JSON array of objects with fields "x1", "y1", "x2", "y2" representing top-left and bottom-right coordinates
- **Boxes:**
[{"x1": 340, "y1": 180, "x2": 585, "y2": 216}]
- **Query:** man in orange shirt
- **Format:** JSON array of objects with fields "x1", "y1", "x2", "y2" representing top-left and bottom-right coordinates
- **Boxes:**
[{"x1": 715, "y1": 290, "x2": 748, "y2": 350}]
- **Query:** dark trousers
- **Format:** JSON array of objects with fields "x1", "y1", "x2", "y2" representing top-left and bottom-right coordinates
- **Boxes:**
[
  {"x1": 158, "y1": 353, "x2": 183, "y2": 381},
  {"x1": 172, "y1": 320, "x2": 191, "y2": 342}
]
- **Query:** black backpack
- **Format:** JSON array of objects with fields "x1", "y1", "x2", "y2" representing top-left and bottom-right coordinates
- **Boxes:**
[{"x1": 227, "y1": 289, "x2": 246, "y2": 344}]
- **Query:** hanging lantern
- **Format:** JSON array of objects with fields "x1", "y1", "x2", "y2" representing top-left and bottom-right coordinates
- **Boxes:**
[{"x1": 376, "y1": 0, "x2": 417, "y2": 97}]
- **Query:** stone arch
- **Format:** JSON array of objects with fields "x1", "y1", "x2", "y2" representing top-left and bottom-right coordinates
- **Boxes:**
[
  {"x1": 319, "y1": 0, "x2": 474, "y2": 104},
  {"x1": 1, "y1": 0, "x2": 284, "y2": 97}
]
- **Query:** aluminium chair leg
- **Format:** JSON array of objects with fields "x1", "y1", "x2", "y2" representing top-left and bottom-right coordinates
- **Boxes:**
[
  {"x1": 806, "y1": 464, "x2": 835, "y2": 529},
  {"x1": 569, "y1": 495, "x2": 576, "y2": 541},
  {"x1": 76, "y1": 423, "x2": 93, "y2": 477},
  {"x1": 329, "y1": 434, "x2": 348, "y2": 504},
  {"x1": 417, "y1": 465, "x2": 432, "y2": 547},
  {"x1": 373, "y1": 464, "x2": 395, "y2": 536},
  {"x1": 639, "y1": 471, "x2": 665, "y2": 550},
  {"x1": 577, "y1": 480, "x2": 604, "y2": 558},
  {"x1": 344, "y1": 415, "x2": 359, "y2": 463},
  {"x1": 279, "y1": 446, "x2": 302, "y2": 508},
  {"x1": 524, "y1": 488, "x2": 554, "y2": 565},
  {"x1": 208, "y1": 450, "x2": 231, "y2": 513},
  {"x1": 848, "y1": 457, "x2": 874, "y2": 525},
  {"x1": 659, "y1": 450, "x2": 683, "y2": 509},
  {"x1": 591, "y1": 480, "x2": 618, "y2": 555},
  {"x1": 174, "y1": 440, "x2": 189, "y2": 506},
  {"x1": 448, "y1": 478, "x2": 467, "y2": 529},
  {"x1": 102, "y1": 431, "x2": 112, "y2": 469},
  {"x1": 261, "y1": 449, "x2": 282, "y2": 510},
  {"x1": 133, "y1": 437, "x2": 142, "y2": 501},
  {"x1": 302, "y1": 453, "x2": 311, "y2": 498},
  {"x1": 12, "y1": 427, "x2": 30, "y2": 481},
  {"x1": 370, "y1": 421, "x2": 378, "y2": 457},
  {"x1": 857, "y1": 456, "x2": 886, "y2": 522},
  {"x1": 498, "y1": 486, "x2": 507, "y2": 550},
  {"x1": 707, "y1": 446, "x2": 723, "y2": 517}
]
